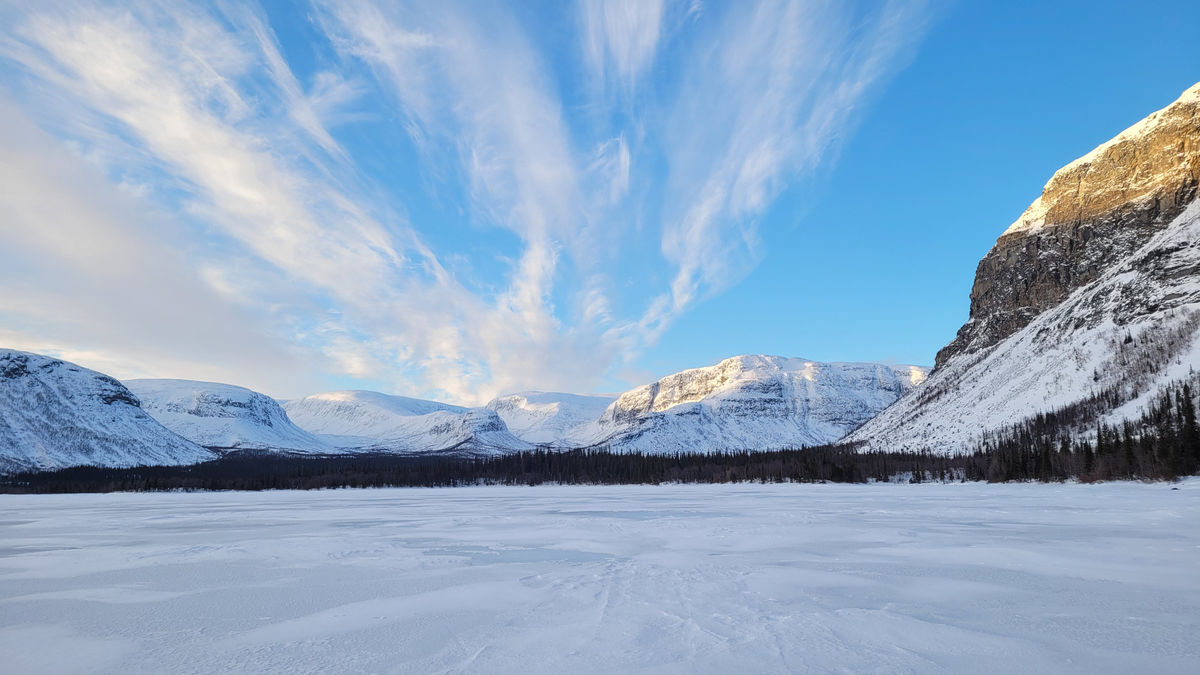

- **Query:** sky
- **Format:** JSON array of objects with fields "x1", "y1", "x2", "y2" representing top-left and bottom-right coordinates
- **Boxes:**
[{"x1": 0, "y1": 0, "x2": 1197, "y2": 404}]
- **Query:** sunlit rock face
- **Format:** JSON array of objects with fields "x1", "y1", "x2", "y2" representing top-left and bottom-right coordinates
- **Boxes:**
[{"x1": 851, "y1": 82, "x2": 1200, "y2": 454}]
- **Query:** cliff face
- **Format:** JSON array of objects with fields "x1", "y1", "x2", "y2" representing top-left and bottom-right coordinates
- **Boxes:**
[
  {"x1": 849, "y1": 82, "x2": 1200, "y2": 454},
  {"x1": 936, "y1": 83, "x2": 1200, "y2": 368}
]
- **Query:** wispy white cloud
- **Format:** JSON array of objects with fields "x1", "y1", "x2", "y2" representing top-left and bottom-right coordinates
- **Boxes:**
[
  {"x1": 652, "y1": 0, "x2": 928, "y2": 324},
  {"x1": 0, "y1": 98, "x2": 310, "y2": 392},
  {"x1": 314, "y1": 0, "x2": 618, "y2": 398},
  {"x1": 581, "y1": 0, "x2": 668, "y2": 93},
  {"x1": 0, "y1": 0, "x2": 928, "y2": 402}
]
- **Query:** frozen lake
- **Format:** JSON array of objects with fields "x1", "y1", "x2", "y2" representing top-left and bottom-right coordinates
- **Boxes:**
[{"x1": 1, "y1": 482, "x2": 1197, "y2": 674}]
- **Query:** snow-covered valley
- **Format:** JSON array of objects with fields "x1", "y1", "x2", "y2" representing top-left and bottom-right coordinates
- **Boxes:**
[{"x1": 1, "y1": 482, "x2": 1196, "y2": 674}]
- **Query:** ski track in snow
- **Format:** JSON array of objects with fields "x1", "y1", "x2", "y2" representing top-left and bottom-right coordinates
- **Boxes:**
[{"x1": 0, "y1": 481, "x2": 1197, "y2": 674}]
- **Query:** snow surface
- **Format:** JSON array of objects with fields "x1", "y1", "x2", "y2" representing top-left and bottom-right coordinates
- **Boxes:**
[
  {"x1": 283, "y1": 390, "x2": 533, "y2": 456},
  {"x1": 4, "y1": 481, "x2": 1196, "y2": 674},
  {"x1": 126, "y1": 379, "x2": 329, "y2": 453},
  {"x1": 486, "y1": 391, "x2": 616, "y2": 445},
  {"x1": 0, "y1": 350, "x2": 214, "y2": 473}
]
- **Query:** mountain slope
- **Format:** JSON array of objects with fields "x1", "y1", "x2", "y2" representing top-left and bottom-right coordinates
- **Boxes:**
[
  {"x1": 283, "y1": 391, "x2": 533, "y2": 456},
  {"x1": 126, "y1": 379, "x2": 330, "y2": 453},
  {"x1": 570, "y1": 355, "x2": 927, "y2": 454},
  {"x1": 850, "y1": 82, "x2": 1200, "y2": 453},
  {"x1": 486, "y1": 391, "x2": 616, "y2": 445},
  {"x1": 0, "y1": 350, "x2": 215, "y2": 473}
]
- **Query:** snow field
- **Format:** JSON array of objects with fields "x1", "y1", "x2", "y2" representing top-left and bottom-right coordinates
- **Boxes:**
[{"x1": 0, "y1": 481, "x2": 1197, "y2": 673}]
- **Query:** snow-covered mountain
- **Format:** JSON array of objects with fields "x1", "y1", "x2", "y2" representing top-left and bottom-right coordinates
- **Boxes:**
[
  {"x1": 283, "y1": 391, "x2": 534, "y2": 456},
  {"x1": 486, "y1": 391, "x2": 616, "y2": 445},
  {"x1": 565, "y1": 355, "x2": 927, "y2": 453},
  {"x1": 0, "y1": 350, "x2": 215, "y2": 473},
  {"x1": 849, "y1": 82, "x2": 1200, "y2": 453},
  {"x1": 283, "y1": 357, "x2": 925, "y2": 455},
  {"x1": 126, "y1": 379, "x2": 330, "y2": 454}
]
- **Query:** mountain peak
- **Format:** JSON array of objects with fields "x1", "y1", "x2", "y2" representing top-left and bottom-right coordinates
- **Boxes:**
[{"x1": 1003, "y1": 81, "x2": 1199, "y2": 238}]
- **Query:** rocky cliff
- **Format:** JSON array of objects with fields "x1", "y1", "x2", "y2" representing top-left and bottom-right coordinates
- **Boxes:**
[
  {"x1": 852, "y1": 82, "x2": 1200, "y2": 453},
  {"x1": 937, "y1": 82, "x2": 1200, "y2": 368}
]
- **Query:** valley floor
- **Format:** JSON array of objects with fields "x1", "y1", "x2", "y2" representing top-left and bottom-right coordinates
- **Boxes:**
[{"x1": 1, "y1": 482, "x2": 1197, "y2": 674}]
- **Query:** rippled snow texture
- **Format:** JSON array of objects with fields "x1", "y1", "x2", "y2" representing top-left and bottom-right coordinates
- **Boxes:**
[{"x1": 1, "y1": 482, "x2": 1197, "y2": 674}]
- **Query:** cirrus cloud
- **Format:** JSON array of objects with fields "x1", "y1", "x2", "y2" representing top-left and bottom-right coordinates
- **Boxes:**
[{"x1": 0, "y1": 0, "x2": 928, "y2": 402}]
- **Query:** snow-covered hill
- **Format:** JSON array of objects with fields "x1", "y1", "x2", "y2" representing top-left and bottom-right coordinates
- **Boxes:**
[
  {"x1": 567, "y1": 355, "x2": 927, "y2": 454},
  {"x1": 283, "y1": 391, "x2": 534, "y2": 456},
  {"x1": 850, "y1": 82, "x2": 1200, "y2": 453},
  {"x1": 0, "y1": 350, "x2": 215, "y2": 473},
  {"x1": 486, "y1": 391, "x2": 616, "y2": 446},
  {"x1": 126, "y1": 379, "x2": 330, "y2": 454}
]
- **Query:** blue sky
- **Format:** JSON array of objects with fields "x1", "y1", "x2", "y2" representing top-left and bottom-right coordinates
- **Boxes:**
[{"x1": 0, "y1": 1, "x2": 1197, "y2": 403}]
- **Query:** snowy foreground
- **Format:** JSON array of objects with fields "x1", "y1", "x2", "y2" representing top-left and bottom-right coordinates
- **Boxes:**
[{"x1": 1, "y1": 483, "x2": 1198, "y2": 674}]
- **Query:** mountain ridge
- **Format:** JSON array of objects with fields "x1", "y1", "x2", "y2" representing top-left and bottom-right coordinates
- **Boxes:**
[{"x1": 282, "y1": 390, "x2": 533, "y2": 457}]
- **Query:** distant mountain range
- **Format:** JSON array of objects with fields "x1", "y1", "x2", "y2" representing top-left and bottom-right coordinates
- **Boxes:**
[
  {"x1": 556, "y1": 356, "x2": 926, "y2": 454},
  {"x1": 2, "y1": 81, "x2": 1198, "y2": 473},
  {"x1": 281, "y1": 391, "x2": 533, "y2": 457},
  {"x1": 0, "y1": 350, "x2": 923, "y2": 471}
]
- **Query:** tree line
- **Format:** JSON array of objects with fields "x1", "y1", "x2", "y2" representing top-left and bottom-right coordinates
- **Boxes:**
[
  {"x1": 966, "y1": 372, "x2": 1200, "y2": 482},
  {"x1": 0, "y1": 446, "x2": 965, "y2": 493}
]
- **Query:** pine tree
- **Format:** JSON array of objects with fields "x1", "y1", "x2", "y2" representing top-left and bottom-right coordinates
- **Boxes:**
[{"x1": 1179, "y1": 383, "x2": 1200, "y2": 474}]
